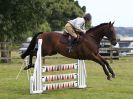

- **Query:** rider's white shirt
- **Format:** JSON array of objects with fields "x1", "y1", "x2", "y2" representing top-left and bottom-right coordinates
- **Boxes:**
[{"x1": 68, "y1": 17, "x2": 86, "y2": 33}]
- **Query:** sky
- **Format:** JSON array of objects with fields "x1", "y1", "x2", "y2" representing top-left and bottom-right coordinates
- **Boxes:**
[{"x1": 77, "y1": 0, "x2": 133, "y2": 27}]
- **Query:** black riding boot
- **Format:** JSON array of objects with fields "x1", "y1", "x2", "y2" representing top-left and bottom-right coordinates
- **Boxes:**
[{"x1": 68, "y1": 37, "x2": 78, "y2": 53}]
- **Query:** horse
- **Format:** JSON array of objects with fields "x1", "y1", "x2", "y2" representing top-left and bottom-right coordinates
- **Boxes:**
[{"x1": 21, "y1": 22, "x2": 117, "y2": 80}]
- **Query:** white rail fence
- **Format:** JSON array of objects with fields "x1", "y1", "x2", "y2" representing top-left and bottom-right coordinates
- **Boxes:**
[{"x1": 30, "y1": 39, "x2": 87, "y2": 94}]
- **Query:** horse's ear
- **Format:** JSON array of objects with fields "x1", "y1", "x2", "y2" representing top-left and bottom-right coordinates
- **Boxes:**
[
  {"x1": 109, "y1": 21, "x2": 111, "y2": 25},
  {"x1": 111, "y1": 21, "x2": 115, "y2": 25},
  {"x1": 109, "y1": 21, "x2": 114, "y2": 26}
]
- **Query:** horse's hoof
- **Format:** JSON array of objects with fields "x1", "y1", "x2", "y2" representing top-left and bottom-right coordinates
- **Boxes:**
[
  {"x1": 23, "y1": 64, "x2": 34, "y2": 70},
  {"x1": 31, "y1": 64, "x2": 35, "y2": 67},
  {"x1": 107, "y1": 76, "x2": 111, "y2": 80},
  {"x1": 21, "y1": 54, "x2": 25, "y2": 59},
  {"x1": 23, "y1": 66, "x2": 29, "y2": 70}
]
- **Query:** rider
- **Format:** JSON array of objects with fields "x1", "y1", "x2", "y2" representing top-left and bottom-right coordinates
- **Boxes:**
[
  {"x1": 64, "y1": 13, "x2": 92, "y2": 41},
  {"x1": 64, "y1": 13, "x2": 92, "y2": 52}
]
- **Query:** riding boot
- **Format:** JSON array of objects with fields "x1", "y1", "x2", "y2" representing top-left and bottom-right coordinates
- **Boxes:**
[
  {"x1": 68, "y1": 38, "x2": 79, "y2": 53},
  {"x1": 68, "y1": 35, "x2": 80, "y2": 53},
  {"x1": 68, "y1": 36, "x2": 72, "y2": 53}
]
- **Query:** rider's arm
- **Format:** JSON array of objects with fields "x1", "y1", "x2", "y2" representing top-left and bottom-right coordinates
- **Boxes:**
[{"x1": 69, "y1": 18, "x2": 86, "y2": 33}]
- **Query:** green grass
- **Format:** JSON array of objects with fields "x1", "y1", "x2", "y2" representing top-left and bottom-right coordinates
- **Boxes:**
[{"x1": 0, "y1": 52, "x2": 133, "y2": 99}]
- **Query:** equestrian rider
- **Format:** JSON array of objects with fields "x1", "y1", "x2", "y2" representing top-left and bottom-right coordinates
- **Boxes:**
[{"x1": 64, "y1": 13, "x2": 92, "y2": 40}]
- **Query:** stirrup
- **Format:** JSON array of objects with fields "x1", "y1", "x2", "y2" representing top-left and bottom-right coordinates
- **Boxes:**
[{"x1": 68, "y1": 46, "x2": 72, "y2": 53}]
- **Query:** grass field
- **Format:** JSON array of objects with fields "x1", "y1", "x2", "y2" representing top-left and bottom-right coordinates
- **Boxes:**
[{"x1": 0, "y1": 52, "x2": 133, "y2": 99}]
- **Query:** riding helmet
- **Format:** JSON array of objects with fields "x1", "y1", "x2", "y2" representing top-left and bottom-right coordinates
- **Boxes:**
[{"x1": 83, "y1": 13, "x2": 92, "y2": 21}]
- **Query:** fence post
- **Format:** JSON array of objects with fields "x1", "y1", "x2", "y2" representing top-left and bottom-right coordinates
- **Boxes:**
[
  {"x1": 77, "y1": 60, "x2": 87, "y2": 88},
  {"x1": 0, "y1": 42, "x2": 11, "y2": 63}
]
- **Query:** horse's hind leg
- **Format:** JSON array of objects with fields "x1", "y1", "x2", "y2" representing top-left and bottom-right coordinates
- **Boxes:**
[
  {"x1": 24, "y1": 53, "x2": 34, "y2": 70},
  {"x1": 92, "y1": 55, "x2": 111, "y2": 80},
  {"x1": 28, "y1": 54, "x2": 34, "y2": 67}
]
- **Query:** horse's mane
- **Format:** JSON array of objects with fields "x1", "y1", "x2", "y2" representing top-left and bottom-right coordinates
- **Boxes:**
[{"x1": 87, "y1": 23, "x2": 109, "y2": 32}]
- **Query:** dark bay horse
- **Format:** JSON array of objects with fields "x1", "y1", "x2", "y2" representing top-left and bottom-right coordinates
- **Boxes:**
[{"x1": 21, "y1": 22, "x2": 117, "y2": 80}]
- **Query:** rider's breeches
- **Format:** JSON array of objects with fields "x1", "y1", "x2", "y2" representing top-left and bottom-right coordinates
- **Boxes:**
[{"x1": 64, "y1": 23, "x2": 77, "y2": 38}]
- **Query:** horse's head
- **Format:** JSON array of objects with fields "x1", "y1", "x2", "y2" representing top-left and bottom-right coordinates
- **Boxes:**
[
  {"x1": 104, "y1": 22, "x2": 117, "y2": 46},
  {"x1": 86, "y1": 22, "x2": 117, "y2": 46}
]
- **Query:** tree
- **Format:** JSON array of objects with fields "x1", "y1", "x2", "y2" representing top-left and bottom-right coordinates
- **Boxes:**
[
  {"x1": 0, "y1": 0, "x2": 85, "y2": 41},
  {"x1": 45, "y1": 0, "x2": 85, "y2": 30},
  {"x1": 0, "y1": 0, "x2": 85, "y2": 62},
  {"x1": 0, "y1": 0, "x2": 51, "y2": 62},
  {"x1": 0, "y1": 0, "x2": 52, "y2": 41}
]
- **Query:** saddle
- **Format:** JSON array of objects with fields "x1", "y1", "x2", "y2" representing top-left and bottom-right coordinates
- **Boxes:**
[
  {"x1": 60, "y1": 32, "x2": 84, "y2": 53},
  {"x1": 60, "y1": 31, "x2": 82, "y2": 45}
]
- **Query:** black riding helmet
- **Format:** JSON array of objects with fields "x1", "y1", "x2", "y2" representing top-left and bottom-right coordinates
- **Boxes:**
[{"x1": 83, "y1": 13, "x2": 92, "y2": 21}]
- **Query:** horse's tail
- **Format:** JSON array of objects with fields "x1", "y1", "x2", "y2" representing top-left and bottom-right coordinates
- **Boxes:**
[{"x1": 21, "y1": 32, "x2": 43, "y2": 59}]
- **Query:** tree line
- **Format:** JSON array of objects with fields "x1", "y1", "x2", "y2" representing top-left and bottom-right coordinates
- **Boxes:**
[{"x1": 0, "y1": 0, "x2": 86, "y2": 42}]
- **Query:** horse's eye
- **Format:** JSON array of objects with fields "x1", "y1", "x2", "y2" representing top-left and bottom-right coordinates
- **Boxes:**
[{"x1": 110, "y1": 29, "x2": 114, "y2": 34}]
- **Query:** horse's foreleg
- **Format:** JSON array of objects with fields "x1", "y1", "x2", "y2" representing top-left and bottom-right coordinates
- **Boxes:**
[
  {"x1": 92, "y1": 55, "x2": 111, "y2": 80},
  {"x1": 98, "y1": 54, "x2": 115, "y2": 78}
]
